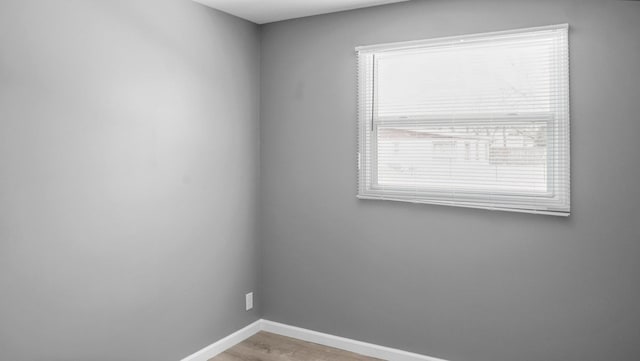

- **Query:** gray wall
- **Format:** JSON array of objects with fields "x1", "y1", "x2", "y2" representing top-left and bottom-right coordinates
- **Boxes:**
[
  {"x1": 0, "y1": 1, "x2": 260, "y2": 360},
  {"x1": 260, "y1": 1, "x2": 640, "y2": 361}
]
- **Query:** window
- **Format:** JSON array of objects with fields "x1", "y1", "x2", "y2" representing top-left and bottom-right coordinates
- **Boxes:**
[{"x1": 357, "y1": 25, "x2": 570, "y2": 216}]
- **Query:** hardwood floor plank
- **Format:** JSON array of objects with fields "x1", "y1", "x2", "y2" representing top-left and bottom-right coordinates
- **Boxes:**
[{"x1": 209, "y1": 331, "x2": 383, "y2": 361}]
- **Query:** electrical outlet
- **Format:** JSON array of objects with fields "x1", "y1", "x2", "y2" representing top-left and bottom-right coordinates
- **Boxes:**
[{"x1": 245, "y1": 292, "x2": 253, "y2": 311}]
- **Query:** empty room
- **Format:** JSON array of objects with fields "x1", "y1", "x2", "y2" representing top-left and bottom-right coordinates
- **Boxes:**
[{"x1": 1, "y1": 0, "x2": 639, "y2": 360}]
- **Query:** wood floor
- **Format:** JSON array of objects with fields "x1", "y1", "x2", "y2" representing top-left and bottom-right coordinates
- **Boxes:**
[{"x1": 209, "y1": 331, "x2": 383, "y2": 361}]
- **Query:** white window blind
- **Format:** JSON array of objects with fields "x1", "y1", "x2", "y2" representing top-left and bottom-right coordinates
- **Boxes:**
[{"x1": 357, "y1": 24, "x2": 570, "y2": 216}]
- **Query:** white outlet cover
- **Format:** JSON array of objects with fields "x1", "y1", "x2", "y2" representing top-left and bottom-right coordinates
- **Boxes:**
[{"x1": 245, "y1": 292, "x2": 253, "y2": 311}]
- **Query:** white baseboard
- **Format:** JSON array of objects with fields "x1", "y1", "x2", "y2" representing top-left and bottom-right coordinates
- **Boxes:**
[
  {"x1": 261, "y1": 320, "x2": 448, "y2": 361},
  {"x1": 179, "y1": 320, "x2": 262, "y2": 361},
  {"x1": 180, "y1": 319, "x2": 448, "y2": 361}
]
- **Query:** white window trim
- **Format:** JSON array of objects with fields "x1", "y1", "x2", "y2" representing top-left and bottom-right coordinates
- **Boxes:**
[{"x1": 356, "y1": 24, "x2": 570, "y2": 216}]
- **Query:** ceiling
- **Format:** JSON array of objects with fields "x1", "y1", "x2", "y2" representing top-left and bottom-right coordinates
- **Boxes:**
[{"x1": 192, "y1": 0, "x2": 410, "y2": 24}]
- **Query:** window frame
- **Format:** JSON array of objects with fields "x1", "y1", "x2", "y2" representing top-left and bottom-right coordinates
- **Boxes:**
[{"x1": 356, "y1": 24, "x2": 570, "y2": 216}]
